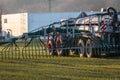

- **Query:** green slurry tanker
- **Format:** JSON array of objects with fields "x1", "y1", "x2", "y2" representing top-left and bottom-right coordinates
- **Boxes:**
[
  {"x1": 40, "y1": 7, "x2": 120, "y2": 57},
  {"x1": 0, "y1": 7, "x2": 120, "y2": 59}
]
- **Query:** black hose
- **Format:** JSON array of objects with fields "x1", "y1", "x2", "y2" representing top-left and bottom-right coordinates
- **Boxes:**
[
  {"x1": 107, "y1": 7, "x2": 118, "y2": 22},
  {"x1": 107, "y1": 7, "x2": 118, "y2": 31}
]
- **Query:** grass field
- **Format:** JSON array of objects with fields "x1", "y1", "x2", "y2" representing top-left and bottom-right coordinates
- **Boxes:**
[{"x1": 0, "y1": 57, "x2": 120, "y2": 80}]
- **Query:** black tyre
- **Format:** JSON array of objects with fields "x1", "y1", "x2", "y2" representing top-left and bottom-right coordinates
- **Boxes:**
[
  {"x1": 77, "y1": 39, "x2": 85, "y2": 58},
  {"x1": 86, "y1": 39, "x2": 92, "y2": 58},
  {"x1": 47, "y1": 40, "x2": 53, "y2": 56}
]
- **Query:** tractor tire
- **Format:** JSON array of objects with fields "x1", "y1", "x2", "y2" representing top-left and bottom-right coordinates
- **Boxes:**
[
  {"x1": 77, "y1": 39, "x2": 85, "y2": 58},
  {"x1": 86, "y1": 39, "x2": 92, "y2": 58}
]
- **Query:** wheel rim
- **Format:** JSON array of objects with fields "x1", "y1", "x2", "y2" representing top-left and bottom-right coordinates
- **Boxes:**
[
  {"x1": 78, "y1": 39, "x2": 84, "y2": 57},
  {"x1": 86, "y1": 39, "x2": 92, "y2": 58},
  {"x1": 47, "y1": 40, "x2": 53, "y2": 55},
  {"x1": 56, "y1": 35, "x2": 62, "y2": 56}
]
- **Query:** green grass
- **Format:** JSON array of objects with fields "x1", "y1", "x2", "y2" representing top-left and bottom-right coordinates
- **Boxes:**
[{"x1": 0, "y1": 57, "x2": 120, "y2": 80}]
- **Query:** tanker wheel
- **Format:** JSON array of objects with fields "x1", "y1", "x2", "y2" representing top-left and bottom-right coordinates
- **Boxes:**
[
  {"x1": 86, "y1": 39, "x2": 92, "y2": 58},
  {"x1": 93, "y1": 47, "x2": 101, "y2": 57},
  {"x1": 56, "y1": 44, "x2": 62, "y2": 56},
  {"x1": 95, "y1": 47, "x2": 102, "y2": 57},
  {"x1": 47, "y1": 40, "x2": 53, "y2": 56},
  {"x1": 77, "y1": 39, "x2": 85, "y2": 58},
  {"x1": 55, "y1": 34, "x2": 63, "y2": 56}
]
